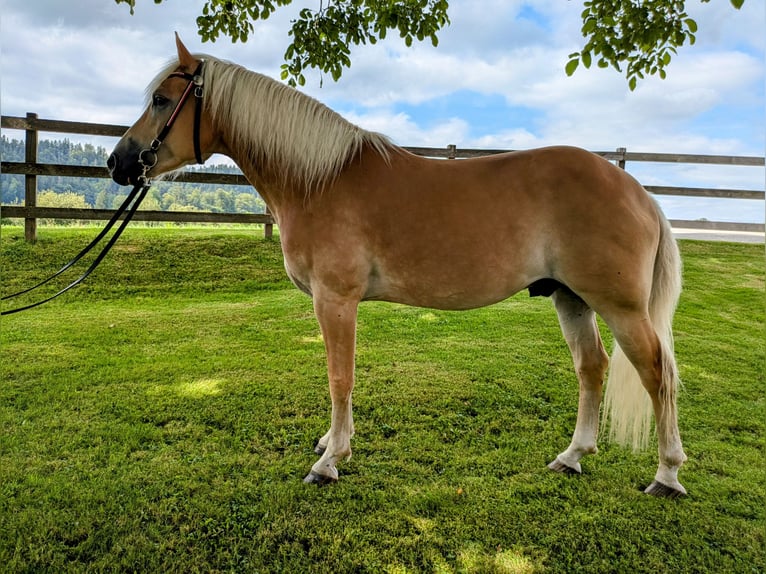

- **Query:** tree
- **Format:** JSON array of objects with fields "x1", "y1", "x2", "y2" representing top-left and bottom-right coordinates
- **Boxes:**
[
  {"x1": 566, "y1": 0, "x2": 746, "y2": 90},
  {"x1": 116, "y1": 0, "x2": 745, "y2": 89},
  {"x1": 37, "y1": 190, "x2": 91, "y2": 226},
  {"x1": 116, "y1": 0, "x2": 449, "y2": 87}
]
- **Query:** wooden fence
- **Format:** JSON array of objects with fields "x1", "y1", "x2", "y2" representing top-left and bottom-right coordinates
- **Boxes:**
[{"x1": 2, "y1": 113, "x2": 764, "y2": 243}]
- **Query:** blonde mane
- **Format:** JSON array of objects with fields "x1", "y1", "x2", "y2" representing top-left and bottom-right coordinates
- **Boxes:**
[{"x1": 148, "y1": 56, "x2": 393, "y2": 191}]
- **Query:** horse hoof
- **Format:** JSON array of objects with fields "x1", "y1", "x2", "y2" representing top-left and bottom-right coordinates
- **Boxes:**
[
  {"x1": 302, "y1": 471, "x2": 337, "y2": 486},
  {"x1": 644, "y1": 480, "x2": 687, "y2": 499},
  {"x1": 547, "y1": 457, "x2": 582, "y2": 475},
  {"x1": 313, "y1": 440, "x2": 327, "y2": 456}
]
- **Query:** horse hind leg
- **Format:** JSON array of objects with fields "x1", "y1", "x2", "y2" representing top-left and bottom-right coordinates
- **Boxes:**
[
  {"x1": 604, "y1": 312, "x2": 687, "y2": 497},
  {"x1": 548, "y1": 288, "x2": 609, "y2": 474}
]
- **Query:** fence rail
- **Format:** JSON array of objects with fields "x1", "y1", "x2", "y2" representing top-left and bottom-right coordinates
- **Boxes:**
[{"x1": 2, "y1": 113, "x2": 764, "y2": 243}]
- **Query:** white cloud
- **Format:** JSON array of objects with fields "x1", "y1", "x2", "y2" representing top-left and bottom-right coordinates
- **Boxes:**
[
  {"x1": 686, "y1": 0, "x2": 766, "y2": 53},
  {"x1": 342, "y1": 109, "x2": 469, "y2": 147},
  {"x1": 469, "y1": 129, "x2": 542, "y2": 150}
]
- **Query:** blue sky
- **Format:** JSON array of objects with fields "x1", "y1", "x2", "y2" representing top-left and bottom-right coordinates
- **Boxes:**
[{"x1": 1, "y1": 0, "x2": 764, "y2": 223}]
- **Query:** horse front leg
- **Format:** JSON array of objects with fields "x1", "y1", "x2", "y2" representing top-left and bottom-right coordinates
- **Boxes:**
[{"x1": 303, "y1": 292, "x2": 358, "y2": 485}]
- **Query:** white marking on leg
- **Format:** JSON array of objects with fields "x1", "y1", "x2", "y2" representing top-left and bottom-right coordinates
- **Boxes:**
[{"x1": 550, "y1": 289, "x2": 608, "y2": 473}]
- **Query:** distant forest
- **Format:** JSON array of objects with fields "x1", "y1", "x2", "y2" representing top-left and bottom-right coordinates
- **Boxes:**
[{"x1": 0, "y1": 135, "x2": 266, "y2": 214}]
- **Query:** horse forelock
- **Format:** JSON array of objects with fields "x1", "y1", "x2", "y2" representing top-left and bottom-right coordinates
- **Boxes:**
[{"x1": 146, "y1": 55, "x2": 392, "y2": 192}]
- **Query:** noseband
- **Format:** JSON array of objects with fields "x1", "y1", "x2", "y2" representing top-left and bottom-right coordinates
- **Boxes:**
[
  {"x1": 138, "y1": 61, "x2": 206, "y2": 181},
  {"x1": 1, "y1": 62, "x2": 206, "y2": 315}
]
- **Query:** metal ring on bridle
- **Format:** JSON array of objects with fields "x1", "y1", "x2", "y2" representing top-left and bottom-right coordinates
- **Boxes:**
[{"x1": 139, "y1": 148, "x2": 158, "y2": 170}]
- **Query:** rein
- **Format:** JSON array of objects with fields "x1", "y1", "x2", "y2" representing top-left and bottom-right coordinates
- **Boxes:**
[{"x1": 1, "y1": 62, "x2": 205, "y2": 316}]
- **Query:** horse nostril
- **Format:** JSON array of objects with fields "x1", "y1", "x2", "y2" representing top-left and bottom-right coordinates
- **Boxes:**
[{"x1": 107, "y1": 153, "x2": 118, "y2": 173}]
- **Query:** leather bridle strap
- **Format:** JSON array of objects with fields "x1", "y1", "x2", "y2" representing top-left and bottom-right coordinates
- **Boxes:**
[{"x1": 139, "y1": 61, "x2": 205, "y2": 176}]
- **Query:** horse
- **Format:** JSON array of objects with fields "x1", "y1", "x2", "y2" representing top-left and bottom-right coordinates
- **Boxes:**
[{"x1": 108, "y1": 34, "x2": 687, "y2": 498}]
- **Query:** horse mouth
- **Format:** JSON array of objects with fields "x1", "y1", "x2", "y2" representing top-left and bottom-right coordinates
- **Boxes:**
[
  {"x1": 111, "y1": 171, "x2": 132, "y2": 187},
  {"x1": 107, "y1": 139, "x2": 144, "y2": 187},
  {"x1": 107, "y1": 155, "x2": 140, "y2": 186}
]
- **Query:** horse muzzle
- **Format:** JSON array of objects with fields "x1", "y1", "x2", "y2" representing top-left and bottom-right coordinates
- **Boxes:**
[{"x1": 108, "y1": 138, "x2": 144, "y2": 186}]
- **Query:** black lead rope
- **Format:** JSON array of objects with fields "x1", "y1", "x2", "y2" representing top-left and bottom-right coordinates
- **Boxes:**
[
  {"x1": 1, "y1": 182, "x2": 150, "y2": 316},
  {"x1": 2, "y1": 183, "x2": 143, "y2": 300}
]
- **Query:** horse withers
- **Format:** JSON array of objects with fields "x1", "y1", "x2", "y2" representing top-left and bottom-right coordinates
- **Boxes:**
[{"x1": 108, "y1": 35, "x2": 687, "y2": 498}]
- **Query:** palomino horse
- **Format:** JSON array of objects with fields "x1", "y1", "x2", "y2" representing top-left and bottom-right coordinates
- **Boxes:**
[{"x1": 108, "y1": 35, "x2": 687, "y2": 497}]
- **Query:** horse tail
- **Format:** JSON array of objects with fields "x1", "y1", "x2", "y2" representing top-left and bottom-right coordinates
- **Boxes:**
[{"x1": 603, "y1": 207, "x2": 682, "y2": 451}]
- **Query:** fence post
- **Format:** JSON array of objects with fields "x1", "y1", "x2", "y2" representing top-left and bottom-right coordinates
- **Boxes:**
[
  {"x1": 264, "y1": 205, "x2": 273, "y2": 239},
  {"x1": 24, "y1": 112, "x2": 39, "y2": 243},
  {"x1": 447, "y1": 144, "x2": 457, "y2": 160},
  {"x1": 616, "y1": 146, "x2": 627, "y2": 170}
]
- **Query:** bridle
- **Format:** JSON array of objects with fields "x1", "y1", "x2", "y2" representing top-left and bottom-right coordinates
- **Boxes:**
[
  {"x1": 138, "y1": 61, "x2": 206, "y2": 183},
  {"x1": 1, "y1": 62, "x2": 206, "y2": 315}
]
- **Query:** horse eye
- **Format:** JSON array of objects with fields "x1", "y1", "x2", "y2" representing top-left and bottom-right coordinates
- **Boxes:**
[{"x1": 152, "y1": 94, "x2": 170, "y2": 107}]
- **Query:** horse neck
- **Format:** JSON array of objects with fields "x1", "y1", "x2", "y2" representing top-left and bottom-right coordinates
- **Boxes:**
[
  {"x1": 208, "y1": 104, "x2": 317, "y2": 208},
  {"x1": 225, "y1": 149, "x2": 309, "y2": 212},
  {"x1": 205, "y1": 62, "x2": 392, "y2": 210}
]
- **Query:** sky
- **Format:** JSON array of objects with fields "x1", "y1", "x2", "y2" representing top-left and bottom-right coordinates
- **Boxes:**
[{"x1": 1, "y1": 0, "x2": 764, "y2": 224}]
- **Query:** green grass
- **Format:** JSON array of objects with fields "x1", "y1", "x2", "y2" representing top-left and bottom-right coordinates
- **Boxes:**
[{"x1": 1, "y1": 227, "x2": 763, "y2": 573}]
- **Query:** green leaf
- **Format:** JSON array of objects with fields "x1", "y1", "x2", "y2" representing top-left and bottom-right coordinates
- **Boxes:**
[
  {"x1": 685, "y1": 18, "x2": 698, "y2": 33},
  {"x1": 628, "y1": 76, "x2": 637, "y2": 91},
  {"x1": 582, "y1": 50, "x2": 592, "y2": 69},
  {"x1": 582, "y1": 17, "x2": 597, "y2": 35},
  {"x1": 565, "y1": 58, "x2": 580, "y2": 76},
  {"x1": 730, "y1": 0, "x2": 744, "y2": 8}
]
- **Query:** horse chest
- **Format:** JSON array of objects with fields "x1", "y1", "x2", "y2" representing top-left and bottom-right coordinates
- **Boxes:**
[{"x1": 283, "y1": 258, "x2": 313, "y2": 297}]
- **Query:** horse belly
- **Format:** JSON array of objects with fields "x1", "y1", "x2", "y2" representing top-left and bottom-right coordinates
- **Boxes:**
[
  {"x1": 364, "y1": 240, "x2": 541, "y2": 310},
  {"x1": 358, "y1": 185, "x2": 548, "y2": 309}
]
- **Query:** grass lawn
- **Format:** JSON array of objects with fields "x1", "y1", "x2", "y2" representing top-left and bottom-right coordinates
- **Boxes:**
[{"x1": 1, "y1": 227, "x2": 763, "y2": 573}]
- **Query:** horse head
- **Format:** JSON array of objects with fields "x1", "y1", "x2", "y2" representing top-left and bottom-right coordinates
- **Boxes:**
[{"x1": 108, "y1": 34, "x2": 217, "y2": 186}]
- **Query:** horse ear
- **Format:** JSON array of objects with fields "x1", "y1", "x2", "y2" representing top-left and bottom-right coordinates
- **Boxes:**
[{"x1": 175, "y1": 32, "x2": 197, "y2": 71}]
